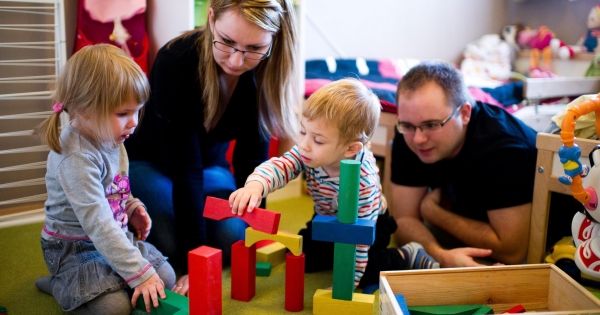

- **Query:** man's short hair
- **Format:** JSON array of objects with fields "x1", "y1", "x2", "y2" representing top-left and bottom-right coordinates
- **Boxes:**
[{"x1": 397, "y1": 60, "x2": 474, "y2": 109}]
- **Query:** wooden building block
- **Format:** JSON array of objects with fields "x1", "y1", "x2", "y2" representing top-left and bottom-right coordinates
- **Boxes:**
[
  {"x1": 338, "y1": 160, "x2": 361, "y2": 224},
  {"x1": 394, "y1": 294, "x2": 410, "y2": 315},
  {"x1": 135, "y1": 289, "x2": 189, "y2": 315},
  {"x1": 256, "y1": 262, "x2": 271, "y2": 277},
  {"x1": 245, "y1": 227, "x2": 303, "y2": 256},
  {"x1": 231, "y1": 240, "x2": 256, "y2": 302},
  {"x1": 256, "y1": 242, "x2": 287, "y2": 267},
  {"x1": 312, "y1": 215, "x2": 376, "y2": 245},
  {"x1": 313, "y1": 289, "x2": 374, "y2": 315},
  {"x1": 501, "y1": 304, "x2": 526, "y2": 313},
  {"x1": 285, "y1": 252, "x2": 305, "y2": 312},
  {"x1": 255, "y1": 239, "x2": 275, "y2": 249},
  {"x1": 332, "y1": 242, "x2": 356, "y2": 301},
  {"x1": 203, "y1": 196, "x2": 281, "y2": 234},
  {"x1": 408, "y1": 304, "x2": 493, "y2": 315},
  {"x1": 188, "y1": 246, "x2": 222, "y2": 315}
]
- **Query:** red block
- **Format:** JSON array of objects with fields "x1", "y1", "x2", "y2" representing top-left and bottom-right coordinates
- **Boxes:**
[
  {"x1": 203, "y1": 196, "x2": 281, "y2": 234},
  {"x1": 285, "y1": 252, "x2": 305, "y2": 312},
  {"x1": 502, "y1": 304, "x2": 526, "y2": 313},
  {"x1": 189, "y1": 246, "x2": 222, "y2": 315},
  {"x1": 231, "y1": 240, "x2": 256, "y2": 302}
]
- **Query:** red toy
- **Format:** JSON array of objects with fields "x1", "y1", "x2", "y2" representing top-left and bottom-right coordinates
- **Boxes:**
[
  {"x1": 203, "y1": 196, "x2": 281, "y2": 234},
  {"x1": 189, "y1": 246, "x2": 222, "y2": 315},
  {"x1": 285, "y1": 252, "x2": 305, "y2": 312},
  {"x1": 230, "y1": 240, "x2": 256, "y2": 302}
]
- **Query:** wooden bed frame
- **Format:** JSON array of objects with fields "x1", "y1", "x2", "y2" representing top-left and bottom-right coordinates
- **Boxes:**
[{"x1": 528, "y1": 133, "x2": 598, "y2": 264}]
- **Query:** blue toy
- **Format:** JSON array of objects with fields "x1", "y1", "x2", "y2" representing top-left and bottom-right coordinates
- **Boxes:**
[{"x1": 558, "y1": 144, "x2": 589, "y2": 185}]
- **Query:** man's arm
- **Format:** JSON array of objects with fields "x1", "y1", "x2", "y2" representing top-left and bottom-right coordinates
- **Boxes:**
[
  {"x1": 420, "y1": 188, "x2": 531, "y2": 265},
  {"x1": 391, "y1": 183, "x2": 444, "y2": 259}
]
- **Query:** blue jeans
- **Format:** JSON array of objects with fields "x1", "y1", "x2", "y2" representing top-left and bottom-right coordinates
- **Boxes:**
[{"x1": 128, "y1": 160, "x2": 247, "y2": 271}]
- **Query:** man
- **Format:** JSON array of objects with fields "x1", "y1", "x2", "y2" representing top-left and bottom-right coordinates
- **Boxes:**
[{"x1": 391, "y1": 60, "x2": 538, "y2": 267}]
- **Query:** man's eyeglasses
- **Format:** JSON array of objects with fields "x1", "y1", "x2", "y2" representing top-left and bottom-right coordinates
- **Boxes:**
[
  {"x1": 396, "y1": 105, "x2": 463, "y2": 135},
  {"x1": 212, "y1": 30, "x2": 272, "y2": 60}
]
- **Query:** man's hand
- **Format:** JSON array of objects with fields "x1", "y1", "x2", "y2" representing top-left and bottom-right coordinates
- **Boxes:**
[
  {"x1": 437, "y1": 247, "x2": 493, "y2": 268},
  {"x1": 129, "y1": 206, "x2": 151, "y2": 240},
  {"x1": 229, "y1": 181, "x2": 264, "y2": 215}
]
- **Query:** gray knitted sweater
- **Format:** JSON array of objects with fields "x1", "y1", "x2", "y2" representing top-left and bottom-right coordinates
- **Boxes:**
[{"x1": 41, "y1": 124, "x2": 154, "y2": 288}]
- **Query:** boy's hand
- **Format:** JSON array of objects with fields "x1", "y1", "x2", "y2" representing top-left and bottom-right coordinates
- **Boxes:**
[
  {"x1": 229, "y1": 181, "x2": 264, "y2": 215},
  {"x1": 131, "y1": 273, "x2": 165, "y2": 313},
  {"x1": 129, "y1": 206, "x2": 151, "y2": 240}
]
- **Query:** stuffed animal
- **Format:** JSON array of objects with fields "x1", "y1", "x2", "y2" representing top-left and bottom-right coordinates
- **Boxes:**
[
  {"x1": 578, "y1": 5, "x2": 600, "y2": 53},
  {"x1": 518, "y1": 26, "x2": 558, "y2": 77}
]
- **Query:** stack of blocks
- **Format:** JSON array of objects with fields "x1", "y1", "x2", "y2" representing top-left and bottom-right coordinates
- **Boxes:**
[
  {"x1": 135, "y1": 161, "x2": 377, "y2": 314},
  {"x1": 204, "y1": 196, "x2": 306, "y2": 313},
  {"x1": 312, "y1": 160, "x2": 377, "y2": 314}
]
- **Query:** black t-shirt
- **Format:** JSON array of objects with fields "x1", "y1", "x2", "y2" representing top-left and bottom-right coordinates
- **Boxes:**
[
  {"x1": 125, "y1": 31, "x2": 269, "y2": 248},
  {"x1": 391, "y1": 102, "x2": 538, "y2": 222}
]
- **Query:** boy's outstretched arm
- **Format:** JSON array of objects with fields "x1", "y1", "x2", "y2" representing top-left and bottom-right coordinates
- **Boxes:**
[{"x1": 229, "y1": 181, "x2": 264, "y2": 215}]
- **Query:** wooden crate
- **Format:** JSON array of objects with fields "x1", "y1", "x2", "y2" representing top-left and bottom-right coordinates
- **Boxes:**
[{"x1": 379, "y1": 264, "x2": 600, "y2": 315}]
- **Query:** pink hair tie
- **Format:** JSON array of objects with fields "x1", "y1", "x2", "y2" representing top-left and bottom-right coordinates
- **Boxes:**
[{"x1": 52, "y1": 103, "x2": 63, "y2": 113}]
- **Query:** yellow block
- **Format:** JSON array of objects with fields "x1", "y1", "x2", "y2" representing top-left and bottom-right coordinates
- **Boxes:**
[
  {"x1": 313, "y1": 289, "x2": 374, "y2": 315},
  {"x1": 256, "y1": 242, "x2": 287, "y2": 267},
  {"x1": 245, "y1": 227, "x2": 303, "y2": 256}
]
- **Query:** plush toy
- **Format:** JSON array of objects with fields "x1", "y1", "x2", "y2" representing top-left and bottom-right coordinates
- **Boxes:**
[
  {"x1": 518, "y1": 26, "x2": 558, "y2": 77},
  {"x1": 578, "y1": 5, "x2": 600, "y2": 53}
]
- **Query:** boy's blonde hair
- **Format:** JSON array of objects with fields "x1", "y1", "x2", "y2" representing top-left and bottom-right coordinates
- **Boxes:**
[
  {"x1": 173, "y1": 0, "x2": 299, "y2": 140},
  {"x1": 35, "y1": 44, "x2": 149, "y2": 153},
  {"x1": 302, "y1": 78, "x2": 380, "y2": 145}
]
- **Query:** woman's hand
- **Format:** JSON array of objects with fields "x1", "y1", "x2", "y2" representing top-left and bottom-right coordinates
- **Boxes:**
[
  {"x1": 129, "y1": 206, "x2": 151, "y2": 240},
  {"x1": 172, "y1": 274, "x2": 189, "y2": 296},
  {"x1": 229, "y1": 181, "x2": 264, "y2": 215}
]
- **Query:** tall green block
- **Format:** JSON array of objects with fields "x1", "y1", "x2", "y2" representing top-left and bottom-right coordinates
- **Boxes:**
[
  {"x1": 338, "y1": 160, "x2": 360, "y2": 224},
  {"x1": 332, "y1": 242, "x2": 356, "y2": 300}
]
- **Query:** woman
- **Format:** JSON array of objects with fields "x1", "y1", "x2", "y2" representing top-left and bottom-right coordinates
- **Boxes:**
[{"x1": 125, "y1": 0, "x2": 299, "y2": 296}]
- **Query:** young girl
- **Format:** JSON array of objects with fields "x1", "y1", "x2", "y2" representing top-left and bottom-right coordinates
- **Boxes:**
[{"x1": 34, "y1": 44, "x2": 175, "y2": 315}]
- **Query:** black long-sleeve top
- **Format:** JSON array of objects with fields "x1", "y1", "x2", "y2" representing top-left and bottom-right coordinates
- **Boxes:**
[{"x1": 125, "y1": 30, "x2": 269, "y2": 258}]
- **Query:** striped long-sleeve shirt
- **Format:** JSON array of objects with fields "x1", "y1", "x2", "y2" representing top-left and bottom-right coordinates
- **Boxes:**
[{"x1": 247, "y1": 145, "x2": 387, "y2": 287}]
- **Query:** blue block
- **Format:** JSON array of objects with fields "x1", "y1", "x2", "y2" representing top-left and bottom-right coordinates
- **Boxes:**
[
  {"x1": 362, "y1": 283, "x2": 379, "y2": 294},
  {"x1": 395, "y1": 294, "x2": 411, "y2": 315},
  {"x1": 312, "y1": 215, "x2": 376, "y2": 245}
]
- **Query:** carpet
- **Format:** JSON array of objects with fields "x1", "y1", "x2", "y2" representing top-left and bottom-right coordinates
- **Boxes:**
[{"x1": 0, "y1": 195, "x2": 379, "y2": 314}]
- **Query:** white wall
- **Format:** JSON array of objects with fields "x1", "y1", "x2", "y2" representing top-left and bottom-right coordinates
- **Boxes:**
[
  {"x1": 147, "y1": 0, "x2": 195, "y2": 68},
  {"x1": 303, "y1": 0, "x2": 510, "y2": 63}
]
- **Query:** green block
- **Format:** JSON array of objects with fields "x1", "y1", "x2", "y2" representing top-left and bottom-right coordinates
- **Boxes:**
[
  {"x1": 338, "y1": 160, "x2": 360, "y2": 224},
  {"x1": 473, "y1": 306, "x2": 494, "y2": 314},
  {"x1": 256, "y1": 262, "x2": 272, "y2": 277},
  {"x1": 332, "y1": 242, "x2": 356, "y2": 301},
  {"x1": 408, "y1": 304, "x2": 490, "y2": 315},
  {"x1": 135, "y1": 289, "x2": 189, "y2": 315}
]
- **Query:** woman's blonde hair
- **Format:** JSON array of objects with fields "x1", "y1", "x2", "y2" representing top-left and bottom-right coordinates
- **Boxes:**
[
  {"x1": 172, "y1": 0, "x2": 299, "y2": 140},
  {"x1": 35, "y1": 44, "x2": 149, "y2": 153},
  {"x1": 303, "y1": 78, "x2": 381, "y2": 145}
]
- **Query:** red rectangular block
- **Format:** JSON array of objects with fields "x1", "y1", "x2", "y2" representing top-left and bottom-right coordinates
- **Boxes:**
[
  {"x1": 203, "y1": 196, "x2": 281, "y2": 234},
  {"x1": 189, "y1": 246, "x2": 222, "y2": 315},
  {"x1": 285, "y1": 252, "x2": 305, "y2": 312},
  {"x1": 231, "y1": 240, "x2": 256, "y2": 302}
]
